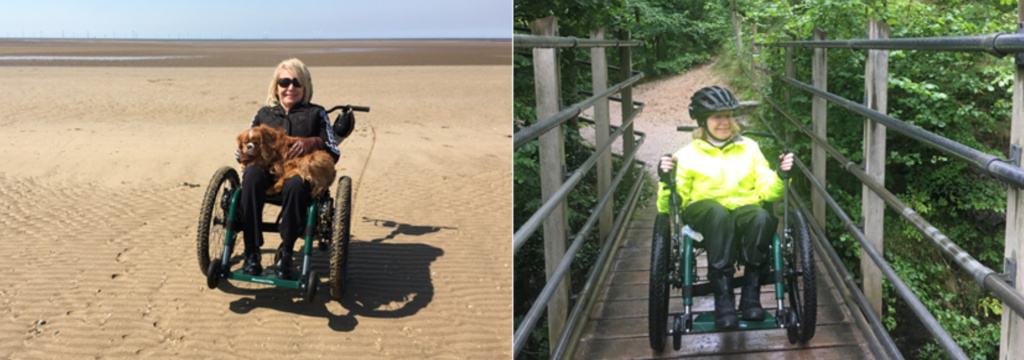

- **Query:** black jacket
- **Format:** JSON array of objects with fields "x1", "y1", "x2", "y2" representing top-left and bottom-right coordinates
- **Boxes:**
[{"x1": 250, "y1": 102, "x2": 340, "y2": 162}]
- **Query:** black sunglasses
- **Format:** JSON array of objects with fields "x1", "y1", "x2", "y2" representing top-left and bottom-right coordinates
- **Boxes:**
[{"x1": 276, "y1": 77, "x2": 302, "y2": 88}]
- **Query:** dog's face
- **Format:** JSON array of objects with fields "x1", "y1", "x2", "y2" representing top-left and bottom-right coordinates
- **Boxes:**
[{"x1": 237, "y1": 125, "x2": 283, "y2": 166}]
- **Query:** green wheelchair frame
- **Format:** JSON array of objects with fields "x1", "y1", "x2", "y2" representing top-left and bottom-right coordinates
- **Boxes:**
[
  {"x1": 648, "y1": 134, "x2": 817, "y2": 352},
  {"x1": 195, "y1": 166, "x2": 352, "y2": 303}
]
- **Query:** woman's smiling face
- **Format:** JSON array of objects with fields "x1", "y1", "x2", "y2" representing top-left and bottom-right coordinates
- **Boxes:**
[
  {"x1": 276, "y1": 68, "x2": 304, "y2": 110},
  {"x1": 706, "y1": 112, "x2": 735, "y2": 140}
]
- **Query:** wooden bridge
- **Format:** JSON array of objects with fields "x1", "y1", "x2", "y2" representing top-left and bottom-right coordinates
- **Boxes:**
[{"x1": 572, "y1": 205, "x2": 885, "y2": 359}]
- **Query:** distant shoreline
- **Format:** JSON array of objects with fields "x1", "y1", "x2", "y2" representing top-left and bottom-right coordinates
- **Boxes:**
[
  {"x1": 0, "y1": 38, "x2": 511, "y2": 67},
  {"x1": 0, "y1": 37, "x2": 511, "y2": 42}
]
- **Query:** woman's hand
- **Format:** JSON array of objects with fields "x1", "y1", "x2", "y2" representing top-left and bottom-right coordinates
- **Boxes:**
[
  {"x1": 779, "y1": 153, "x2": 795, "y2": 172},
  {"x1": 659, "y1": 155, "x2": 676, "y2": 176},
  {"x1": 287, "y1": 137, "x2": 323, "y2": 159}
]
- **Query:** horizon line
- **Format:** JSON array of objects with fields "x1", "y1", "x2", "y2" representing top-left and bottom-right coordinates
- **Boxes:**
[{"x1": 0, "y1": 36, "x2": 511, "y2": 42}]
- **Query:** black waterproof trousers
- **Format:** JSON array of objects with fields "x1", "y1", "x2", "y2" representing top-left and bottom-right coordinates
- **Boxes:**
[
  {"x1": 240, "y1": 166, "x2": 312, "y2": 258},
  {"x1": 682, "y1": 199, "x2": 777, "y2": 275}
]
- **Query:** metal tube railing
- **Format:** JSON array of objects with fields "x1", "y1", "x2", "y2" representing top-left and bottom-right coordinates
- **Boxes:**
[
  {"x1": 788, "y1": 187, "x2": 904, "y2": 359},
  {"x1": 759, "y1": 67, "x2": 1024, "y2": 188},
  {"x1": 514, "y1": 71, "x2": 645, "y2": 148},
  {"x1": 515, "y1": 34, "x2": 642, "y2": 48},
  {"x1": 792, "y1": 156, "x2": 968, "y2": 359},
  {"x1": 552, "y1": 162, "x2": 646, "y2": 360},
  {"x1": 761, "y1": 95, "x2": 1024, "y2": 317},
  {"x1": 512, "y1": 103, "x2": 643, "y2": 253},
  {"x1": 765, "y1": 32, "x2": 1024, "y2": 56},
  {"x1": 513, "y1": 143, "x2": 645, "y2": 356}
]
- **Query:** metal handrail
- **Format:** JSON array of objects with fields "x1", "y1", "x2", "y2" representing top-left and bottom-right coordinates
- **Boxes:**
[
  {"x1": 757, "y1": 66, "x2": 1024, "y2": 188},
  {"x1": 514, "y1": 34, "x2": 642, "y2": 48},
  {"x1": 552, "y1": 162, "x2": 646, "y2": 359},
  {"x1": 788, "y1": 187, "x2": 904, "y2": 359},
  {"x1": 512, "y1": 100, "x2": 644, "y2": 253},
  {"x1": 760, "y1": 95, "x2": 1024, "y2": 317},
  {"x1": 512, "y1": 140, "x2": 645, "y2": 356},
  {"x1": 513, "y1": 71, "x2": 645, "y2": 148},
  {"x1": 763, "y1": 32, "x2": 1024, "y2": 56},
  {"x1": 792, "y1": 156, "x2": 968, "y2": 359}
]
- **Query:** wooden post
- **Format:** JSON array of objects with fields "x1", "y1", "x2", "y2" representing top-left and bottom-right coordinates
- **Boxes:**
[
  {"x1": 811, "y1": 29, "x2": 828, "y2": 231},
  {"x1": 1001, "y1": 5, "x2": 1024, "y2": 359},
  {"x1": 862, "y1": 19, "x2": 889, "y2": 318},
  {"x1": 619, "y1": 31, "x2": 635, "y2": 163},
  {"x1": 592, "y1": 28, "x2": 613, "y2": 243},
  {"x1": 531, "y1": 16, "x2": 570, "y2": 350}
]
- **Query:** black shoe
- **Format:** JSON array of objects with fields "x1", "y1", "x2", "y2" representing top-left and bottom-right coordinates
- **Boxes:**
[
  {"x1": 242, "y1": 252, "x2": 263, "y2": 276},
  {"x1": 275, "y1": 248, "x2": 294, "y2": 280},
  {"x1": 709, "y1": 270, "x2": 738, "y2": 329},
  {"x1": 740, "y1": 265, "x2": 766, "y2": 321}
]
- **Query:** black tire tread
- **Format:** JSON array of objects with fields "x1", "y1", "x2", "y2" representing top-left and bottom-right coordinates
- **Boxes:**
[
  {"x1": 648, "y1": 214, "x2": 671, "y2": 351},
  {"x1": 330, "y1": 176, "x2": 352, "y2": 300},
  {"x1": 197, "y1": 166, "x2": 239, "y2": 276}
]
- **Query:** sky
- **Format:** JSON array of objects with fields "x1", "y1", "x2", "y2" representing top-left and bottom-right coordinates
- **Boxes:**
[{"x1": 0, "y1": 0, "x2": 510, "y2": 39}]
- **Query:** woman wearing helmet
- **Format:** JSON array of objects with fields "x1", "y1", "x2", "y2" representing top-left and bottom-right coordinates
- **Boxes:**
[{"x1": 657, "y1": 85, "x2": 794, "y2": 329}]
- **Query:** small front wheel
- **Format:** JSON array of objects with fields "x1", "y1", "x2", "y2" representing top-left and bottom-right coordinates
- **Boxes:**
[
  {"x1": 206, "y1": 261, "x2": 222, "y2": 289},
  {"x1": 672, "y1": 315, "x2": 683, "y2": 351},
  {"x1": 304, "y1": 271, "x2": 319, "y2": 303}
]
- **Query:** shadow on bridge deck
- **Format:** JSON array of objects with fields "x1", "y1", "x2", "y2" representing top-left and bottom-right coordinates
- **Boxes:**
[{"x1": 574, "y1": 204, "x2": 882, "y2": 359}]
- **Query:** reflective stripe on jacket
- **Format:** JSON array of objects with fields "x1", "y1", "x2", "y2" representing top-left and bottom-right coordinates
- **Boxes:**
[{"x1": 656, "y1": 136, "x2": 783, "y2": 213}]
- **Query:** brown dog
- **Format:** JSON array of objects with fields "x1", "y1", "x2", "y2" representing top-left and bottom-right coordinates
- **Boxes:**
[{"x1": 236, "y1": 125, "x2": 336, "y2": 197}]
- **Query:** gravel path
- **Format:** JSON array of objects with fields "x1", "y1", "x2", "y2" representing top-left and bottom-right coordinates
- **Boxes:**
[{"x1": 583, "y1": 61, "x2": 726, "y2": 175}]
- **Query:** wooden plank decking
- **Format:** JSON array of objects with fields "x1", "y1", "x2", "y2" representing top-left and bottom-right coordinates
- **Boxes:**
[{"x1": 573, "y1": 204, "x2": 882, "y2": 359}]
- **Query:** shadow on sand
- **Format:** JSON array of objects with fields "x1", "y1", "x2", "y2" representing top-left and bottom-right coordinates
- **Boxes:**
[{"x1": 219, "y1": 218, "x2": 448, "y2": 332}]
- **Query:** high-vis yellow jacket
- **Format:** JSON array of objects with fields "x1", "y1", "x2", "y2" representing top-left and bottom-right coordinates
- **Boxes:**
[{"x1": 657, "y1": 137, "x2": 784, "y2": 213}]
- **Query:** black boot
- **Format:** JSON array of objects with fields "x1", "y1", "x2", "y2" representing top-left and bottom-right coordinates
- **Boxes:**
[
  {"x1": 740, "y1": 265, "x2": 766, "y2": 321},
  {"x1": 242, "y1": 251, "x2": 263, "y2": 275},
  {"x1": 709, "y1": 270, "x2": 738, "y2": 329},
  {"x1": 275, "y1": 247, "x2": 294, "y2": 280}
]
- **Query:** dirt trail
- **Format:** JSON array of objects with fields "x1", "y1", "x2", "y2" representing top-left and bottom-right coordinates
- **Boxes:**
[{"x1": 584, "y1": 61, "x2": 726, "y2": 172}]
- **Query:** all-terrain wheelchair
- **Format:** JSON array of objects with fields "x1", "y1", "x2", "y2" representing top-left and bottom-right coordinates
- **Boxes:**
[
  {"x1": 648, "y1": 129, "x2": 817, "y2": 351},
  {"x1": 195, "y1": 104, "x2": 369, "y2": 303}
]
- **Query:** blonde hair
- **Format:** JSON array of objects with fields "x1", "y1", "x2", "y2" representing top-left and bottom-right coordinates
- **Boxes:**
[
  {"x1": 692, "y1": 120, "x2": 741, "y2": 141},
  {"x1": 265, "y1": 58, "x2": 313, "y2": 107}
]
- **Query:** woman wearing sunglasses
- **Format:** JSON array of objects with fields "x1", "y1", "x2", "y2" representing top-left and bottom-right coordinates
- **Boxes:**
[{"x1": 235, "y1": 58, "x2": 345, "y2": 280}]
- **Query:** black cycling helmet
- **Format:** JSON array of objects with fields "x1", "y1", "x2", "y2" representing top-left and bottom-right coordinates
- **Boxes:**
[{"x1": 688, "y1": 85, "x2": 741, "y2": 129}]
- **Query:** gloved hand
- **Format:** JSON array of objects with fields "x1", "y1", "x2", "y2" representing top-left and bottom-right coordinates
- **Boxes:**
[
  {"x1": 778, "y1": 153, "x2": 794, "y2": 172},
  {"x1": 288, "y1": 137, "x2": 323, "y2": 159},
  {"x1": 658, "y1": 154, "x2": 676, "y2": 183},
  {"x1": 333, "y1": 109, "x2": 356, "y2": 139}
]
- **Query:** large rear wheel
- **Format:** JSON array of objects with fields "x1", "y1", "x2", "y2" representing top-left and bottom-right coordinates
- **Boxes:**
[
  {"x1": 197, "y1": 166, "x2": 239, "y2": 276},
  {"x1": 785, "y1": 207, "x2": 817, "y2": 343},
  {"x1": 329, "y1": 176, "x2": 353, "y2": 300},
  {"x1": 648, "y1": 214, "x2": 671, "y2": 351}
]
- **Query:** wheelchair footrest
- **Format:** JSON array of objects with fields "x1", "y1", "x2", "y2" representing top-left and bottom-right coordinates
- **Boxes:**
[
  {"x1": 688, "y1": 311, "x2": 779, "y2": 333},
  {"x1": 228, "y1": 270, "x2": 302, "y2": 289}
]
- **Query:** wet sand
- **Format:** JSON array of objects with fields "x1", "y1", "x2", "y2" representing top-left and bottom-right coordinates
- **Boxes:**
[
  {"x1": 0, "y1": 39, "x2": 510, "y2": 67},
  {"x1": 0, "y1": 41, "x2": 511, "y2": 358}
]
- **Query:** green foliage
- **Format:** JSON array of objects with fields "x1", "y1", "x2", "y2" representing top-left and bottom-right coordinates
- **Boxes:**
[{"x1": 718, "y1": 1, "x2": 1012, "y2": 358}]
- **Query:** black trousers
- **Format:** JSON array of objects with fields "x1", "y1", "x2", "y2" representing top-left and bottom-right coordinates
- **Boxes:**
[
  {"x1": 240, "y1": 166, "x2": 312, "y2": 257},
  {"x1": 683, "y1": 199, "x2": 777, "y2": 274}
]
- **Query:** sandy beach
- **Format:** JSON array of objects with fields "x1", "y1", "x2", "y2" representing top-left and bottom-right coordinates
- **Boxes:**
[{"x1": 0, "y1": 40, "x2": 511, "y2": 358}]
